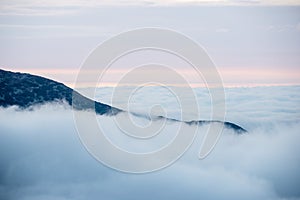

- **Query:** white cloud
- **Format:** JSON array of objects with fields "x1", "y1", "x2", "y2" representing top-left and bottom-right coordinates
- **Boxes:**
[
  {"x1": 92, "y1": 85, "x2": 300, "y2": 128},
  {"x1": 0, "y1": 86, "x2": 300, "y2": 199},
  {"x1": 1, "y1": 0, "x2": 300, "y2": 16},
  {"x1": 0, "y1": 24, "x2": 118, "y2": 39}
]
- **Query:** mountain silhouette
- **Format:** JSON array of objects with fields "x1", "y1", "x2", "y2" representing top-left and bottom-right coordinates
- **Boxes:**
[{"x1": 0, "y1": 69, "x2": 246, "y2": 133}]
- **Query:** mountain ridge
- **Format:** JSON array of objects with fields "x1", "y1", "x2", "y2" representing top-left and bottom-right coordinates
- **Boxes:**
[{"x1": 0, "y1": 68, "x2": 246, "y2": 133}]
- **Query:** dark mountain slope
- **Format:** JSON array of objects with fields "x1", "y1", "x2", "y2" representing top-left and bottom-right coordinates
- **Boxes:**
[{"x1": 0, "y1": 69, "x2": 120, "y2": 115}]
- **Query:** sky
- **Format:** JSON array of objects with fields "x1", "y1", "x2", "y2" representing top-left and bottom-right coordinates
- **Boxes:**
[{"x1": 0, "y1": 0, "x2": 300, "y2": 87}]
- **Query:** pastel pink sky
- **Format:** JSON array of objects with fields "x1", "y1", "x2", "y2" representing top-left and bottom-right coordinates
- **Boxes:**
[
  {"x1": 0, "y1": 2, "x2": 299, "y2": 87},
  {"x1": 4, "y1": 66, "x2": 300, "y2": 88}
]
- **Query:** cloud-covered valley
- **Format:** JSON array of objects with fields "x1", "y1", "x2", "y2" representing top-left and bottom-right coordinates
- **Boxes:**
[{"x1": 0, "y1": 86, "x2": 300, "y2": 200}]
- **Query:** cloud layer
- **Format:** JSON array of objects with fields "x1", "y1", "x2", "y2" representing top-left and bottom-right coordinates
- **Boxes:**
[{"x1": 0, "y1": 86, "x2": 300, "y2": 200}]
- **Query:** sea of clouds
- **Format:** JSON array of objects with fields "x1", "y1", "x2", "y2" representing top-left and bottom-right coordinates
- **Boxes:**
[{"x1": 0, "y1": 85, "x2": 300, "y2": 200}]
